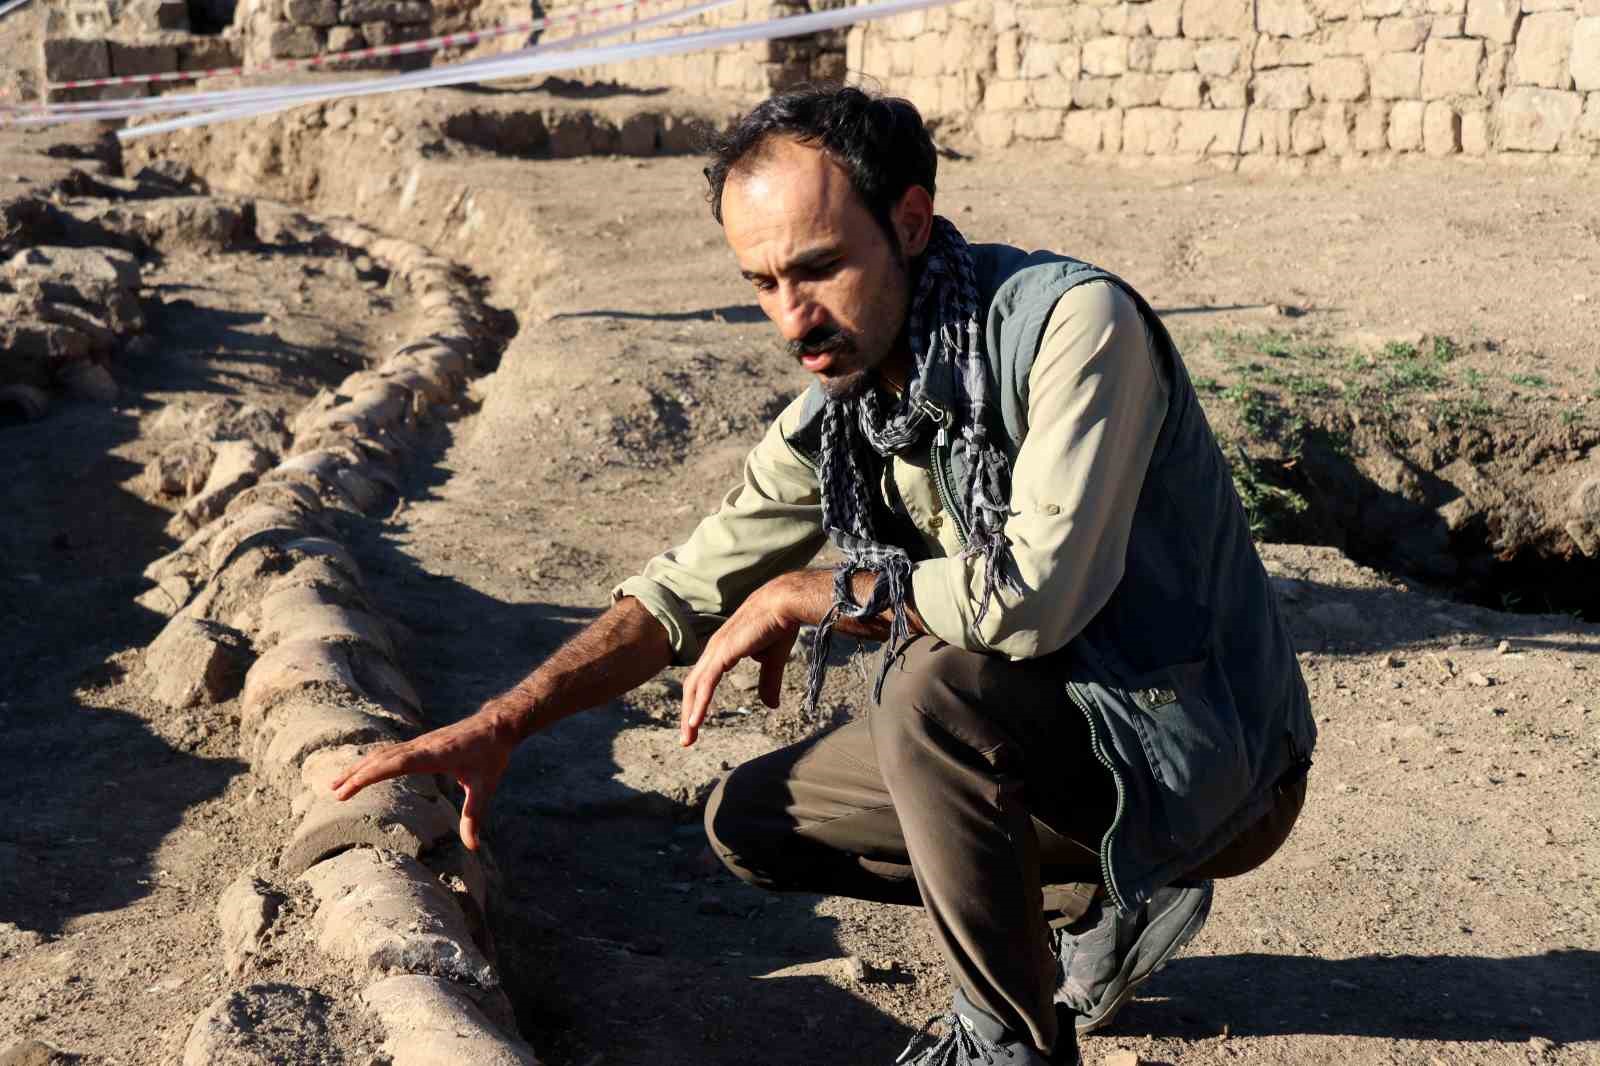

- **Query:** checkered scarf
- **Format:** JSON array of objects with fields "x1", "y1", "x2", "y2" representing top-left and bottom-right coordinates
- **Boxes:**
[{"x1": 804, "y1": 217, "x2": 1019, "y2": 713}]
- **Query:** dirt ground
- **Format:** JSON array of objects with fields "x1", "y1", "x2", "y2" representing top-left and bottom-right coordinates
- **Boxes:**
[{"x1": 3, "y1": 86, "x2": 1599, "y2": 1066}]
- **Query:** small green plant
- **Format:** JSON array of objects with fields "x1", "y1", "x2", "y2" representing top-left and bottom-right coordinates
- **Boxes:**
[
  {"x1": 1192, "y1": 375, "x2": 1222, "y2": 393},
  {"x1": 1560, "y1": 408, "x2": 1583, "y2": 426},
  {"x1": 1228, "y1": 448, "x2": 1310, "y2": 540},
  {"x1": 1509, "y1": 373, "x2": 1549, "y2": 389},
  {"x1": 1382, "y1": 340, "x2": 1419, "y2": 360},
  {"x1": 1431, "y1": 336, "x2": 1462, "y2": 363},
  {"x1": 1462, "y1": 367, "x2": 1487, "y2": 389}
]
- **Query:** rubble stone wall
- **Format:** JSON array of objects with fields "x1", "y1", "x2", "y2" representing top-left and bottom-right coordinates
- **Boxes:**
[
  {"x1": 544, "y1": 0, "x2": 1600, "y2": 162},
  {"x1": 539, "y1": 0, "x2": 849, "y2": 97}
]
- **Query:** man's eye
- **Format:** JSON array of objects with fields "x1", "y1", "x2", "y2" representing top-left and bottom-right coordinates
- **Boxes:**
[{"x1": 752, "y1": 278, "x2": 777, "y2": 293}]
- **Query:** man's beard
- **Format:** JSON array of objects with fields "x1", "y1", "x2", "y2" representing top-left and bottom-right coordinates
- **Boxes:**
[{"x1": 787, "y1": 325, "x2": 878, "y2": 400}]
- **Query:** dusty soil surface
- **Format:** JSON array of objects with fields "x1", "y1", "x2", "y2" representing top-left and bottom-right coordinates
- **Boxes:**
[{"x1": 4, "y1": 92, "x2": 1599, "y2": 1066}]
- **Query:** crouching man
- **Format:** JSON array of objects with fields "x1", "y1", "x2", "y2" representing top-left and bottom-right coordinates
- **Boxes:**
[{"x1": 332, "y1": 86, "x2": 1316, "y2": 1066}]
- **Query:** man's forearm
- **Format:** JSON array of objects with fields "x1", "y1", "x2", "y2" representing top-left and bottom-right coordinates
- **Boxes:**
[
  {"x1": 483, "y1": 596, "x2": 674, "y2": 743},
  {"x1": 779, "y1": 568, "x2": 927, "y2": 640}
]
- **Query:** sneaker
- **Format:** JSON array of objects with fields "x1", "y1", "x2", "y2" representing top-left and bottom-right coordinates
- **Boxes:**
[
  {"x1": 896, "y1": 987, "x2": 1080, "y2": 1066},
  {"x1": 1053, "y1": 880, "x2": 1214, "y2": 1035}
]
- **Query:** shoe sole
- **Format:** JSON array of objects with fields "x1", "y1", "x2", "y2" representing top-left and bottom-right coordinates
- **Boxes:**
[{"x1": 1074, "y1": 883, "x2": 1214, "y2": 1036}]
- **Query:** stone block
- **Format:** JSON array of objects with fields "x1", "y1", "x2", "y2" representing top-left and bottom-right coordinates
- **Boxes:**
[
  {"x1": 1163, "y1": 70, "x2": 1206, "y2": 105},
  {"x1": 108, "y1": 41, "x2": 179, "y2": 78},
  {"x1": 1575, "y1": 18, "x2": 1600, "y2": 89},
  {"x1": 1148, "y1": 0, "x2": 1184, "y2": 35},
  {"x1": 362, "y1": 976, "x2": 537, "y2": 1066},
  {"x1": 1512, "y1": 11, "x2": 1578, "y2": 86},
  {"x1": 974, "y1": 112, "x2": 1016, "y2": 147},
  {"x1": 1524, "y1": 0, "x2": 1576, "y2": 8},
  {"x1": 268, "y1": 25, "x2": 323, "y2": 59},
  {"x1": 1433, "y1": 12, "x2": 1469, "y2": 33},
  {"x1": 1430, "y1": 0, "x2": 1470, "y2": 14},
  {"x1": 287, "y1": 0, "x2": 340, "y2": 24},
  {"x1": 1177, "y1": 108, "x2": 1247, "y2": 152},
  {"x1": 1466, "y1": 0, "x2": 1522, "y2": 41},
  {"x1": 1128, "y1": 38, "x2": 1158, "y2": 72},
  {"x1": 1584, "y1": 92, "x2": 1600, "y2": 137},
  {"x1": 1102, "y1": 109, "x2": 1125, "y2": 153},
  {"x1": 996, "y1": 29, "x2": 1021, "y2": 79},
  {"x1": 1261, "y1": 0, "x2": 1320, "y2": 34},
  {"x1": 1195, "y1": 41, "x2": 1244, "y2": 75},
  {"x1": 1104, "y1": 3, "x2": 1150, "y2": 35},
  {"x1": 1312, "y1": 56, "x2": 1371, "y2": 98},
  {"x1": 983, "y1": 78, "x2": 1030, "y2": 110},
  {"x1": 1497, "y1": 84, "x2": 1584, "y2": 145},
  {"x1": 279, "y1": 745, "x2": 457, "y2": 877},
  {"x1": 342, "y1": 0, "x2": 431, "y2": 22},
  {"x1": 1116, "y1": 73, "x2": 1167, "y2": 107},
  {"x1": 1378, "y1": 15, "x2": 1431, "y2": 47},
  {"x1": 1256, "y1": 35, "x2": 1322, "y2": 66},
  {"x1": 1083, "y1": 36, "x2": 1130, "y2": 76},
  {"x1": 1423, "y1": 37, "x2": 1485, "y2": 95},
  {"x1": 1461, "y1": 107, "x2": 1493, "y2": 149},
  {"x1": 1373, "y1": 51, "x2": 1425, "y2": 95},
  {"x1": 1014, "y1": 109, "x2": 1064, "y2": 139},
  {"x1": 1482, "y1": 44, "x2": 1511, "y2": 91},
  {"x1": 1243, "y1": 108, "x2": 1296, "y2": 153},
  {"x1": 1075, "y1": 77, "x2": 1117, "y2": 108},
  {"x1": 1424, "y1": 99, "x2": 1462, "y2": 149},
  {"x1": 179, "y1": 37, "x2": 243, "y2": 71},
  {"x1": 1256, "y1": 66, "x2": 1315, "y2": 107},
  {"x1": 1291, "y1": 106, "x2": 1327, "y2": 152},
  {"x1": 41, "y1": 38, "x2": 111, "y2": 82},
  {"x1": 1153, "y1": 39, "x2": 1198, "y2": 70},
  {"x1": 1208, "y1": 76, "x2": 1251, "y2": 106},
  {"x1": 1063, "y1": 110, "x2": 1106, "y2": 150},
  {"x1": 302, "y1": 848, "x2": 494, "y2": 986},
  {"x1": 1364, "y1": 0, "x2": 1405, "y2": 15},
  {"x1": 1327, "y1": 17, "x2": 1381, "y2": 54},
  {"x1": 362, "y1": 20, "x2": 430, "y2": 46},
  {"x1": 145, "y1": 615, "x2": 252, "y2": 709},
  {"x1": 1355, "y1": 99, "x2": 1393, "y2": 148},
  {"x1": 1124, "y1": 109, "x2": 1181, "y2": 155},
  {"x1": 1323, "y1": 100, "x2": 1360, "y2": 151},
  {"x1": 1389, "y1": 98, "x2": 1427, "y2": 146},
  {"x1": 912, "y1": 32, "x2": 943, "y2": 77},
  {"x1": 217, "y1": 871, "x2": 283, "y2": 978},
  {"x1": 1182, "y1": 0, "x2": 1255, "y2": 38}
]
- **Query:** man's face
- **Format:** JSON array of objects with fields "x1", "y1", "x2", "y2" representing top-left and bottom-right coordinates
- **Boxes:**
[{"x1": 721, "y1": 138, "x2": 915, "y2": 401}]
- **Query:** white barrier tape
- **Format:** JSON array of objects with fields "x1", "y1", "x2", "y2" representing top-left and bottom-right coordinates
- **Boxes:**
[
  {"x1": 0, "y1": 0, "x2": 32, "y2": 22},
  {"x1": 7, "y1": 0, "x2": 726, "y2": 125},
  {"x1": 116, "y1": 0, "x2": 957, "y2": 142},
  {"x1": 44, "y1": 0, "x2": 646, "y2": 92}
]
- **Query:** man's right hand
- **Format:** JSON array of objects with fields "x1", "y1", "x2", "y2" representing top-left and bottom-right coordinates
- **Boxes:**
[{"x1": 329, "y1": 710, "x2": 516, "y2": 852}]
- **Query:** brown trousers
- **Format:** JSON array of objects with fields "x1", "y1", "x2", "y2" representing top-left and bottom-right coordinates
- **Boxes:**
[{"x1": 704, "y1": 637, "x2": 1305, "y2": 1055}]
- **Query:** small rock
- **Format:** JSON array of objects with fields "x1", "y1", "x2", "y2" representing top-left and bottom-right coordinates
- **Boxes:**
[
  {"x1": 1465, "y1": 672, "x2": 1494, "y2": 688},
  {"x1": 1382, "y1": 654, "x2": 1403, "y2": 668},
  {"x1": 1528, "y1": 1036, "x2": 1556, "y2": 1057},
  {"x1": 1103, "y1": 1051, "x2": 1142, "y2": 1066},
  {"x1": 0, "y1": 1040, "x2": 78, "y2": 1066},
  {"x1": 59, "y1": 362, "x2": 117, "y2": 403},
  {"x1": 1496, "y1": 640, "x2": 1513, "y2": 654}
]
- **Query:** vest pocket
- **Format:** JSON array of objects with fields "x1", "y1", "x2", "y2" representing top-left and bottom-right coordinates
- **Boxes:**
[{"x1": 1113, "y1": 657, "x2": 1251, "y2": 853}]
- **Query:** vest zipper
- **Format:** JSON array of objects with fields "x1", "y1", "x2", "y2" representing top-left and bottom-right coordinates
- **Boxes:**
[
  {"x1": 922, "y1": 400, "x2": 971, "y2": 551},
  {"x1": 1066, "y1": 680, "x2": 1129, "y2": 914}
]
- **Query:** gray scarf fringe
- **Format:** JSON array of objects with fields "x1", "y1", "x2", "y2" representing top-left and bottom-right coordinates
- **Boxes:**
[{"x1": 803, "y1": 217, "x2": 1020, "y2": 714}]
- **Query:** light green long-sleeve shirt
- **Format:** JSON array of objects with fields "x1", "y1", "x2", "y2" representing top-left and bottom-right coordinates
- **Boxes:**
[{"x1": 611, "y1": 279, "x2": 1169, "y2": 664}]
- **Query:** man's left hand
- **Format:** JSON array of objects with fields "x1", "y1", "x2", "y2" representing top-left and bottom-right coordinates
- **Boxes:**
[{"x1": 679, "y1": 575, "x2": 804, "y2": 747}]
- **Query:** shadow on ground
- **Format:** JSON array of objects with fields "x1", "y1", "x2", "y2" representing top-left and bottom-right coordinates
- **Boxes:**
[
  {"x1": 1119, "y1": 950, "x2": 1598, "y2": 1045},
  {"x1": 0, "y1": 399, "x2": 241, "y2": 936}
]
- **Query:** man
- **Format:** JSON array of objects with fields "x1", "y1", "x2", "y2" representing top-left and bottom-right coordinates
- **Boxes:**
[{"x1": 332, "y1": 86, "x2": 1316, "y2": 1066}]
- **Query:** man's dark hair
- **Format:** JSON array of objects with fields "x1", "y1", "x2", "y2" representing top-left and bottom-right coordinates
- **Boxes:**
[{"x1": 704, "y1": 85, "x2": 938, "y2": 240}]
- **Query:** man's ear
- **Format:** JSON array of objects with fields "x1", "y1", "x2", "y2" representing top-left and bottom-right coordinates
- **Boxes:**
[{"x1": 894, "y1": 186, "x2": 935, "y2": 258}]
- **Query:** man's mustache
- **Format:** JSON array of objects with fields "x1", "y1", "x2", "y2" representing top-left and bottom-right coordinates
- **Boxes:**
[{"x1": 788, "y1": 326, "x2": 856, "y2": 361}]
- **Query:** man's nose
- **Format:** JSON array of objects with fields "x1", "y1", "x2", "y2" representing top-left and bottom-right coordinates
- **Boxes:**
[{"x1": 777, "y1": 284, "x2": 826, "y2": 342}]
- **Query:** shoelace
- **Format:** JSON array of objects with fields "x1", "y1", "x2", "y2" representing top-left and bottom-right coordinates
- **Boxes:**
[{"x1": 894, "y1": 1012, "x2": 1005, "y2": 1066}]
